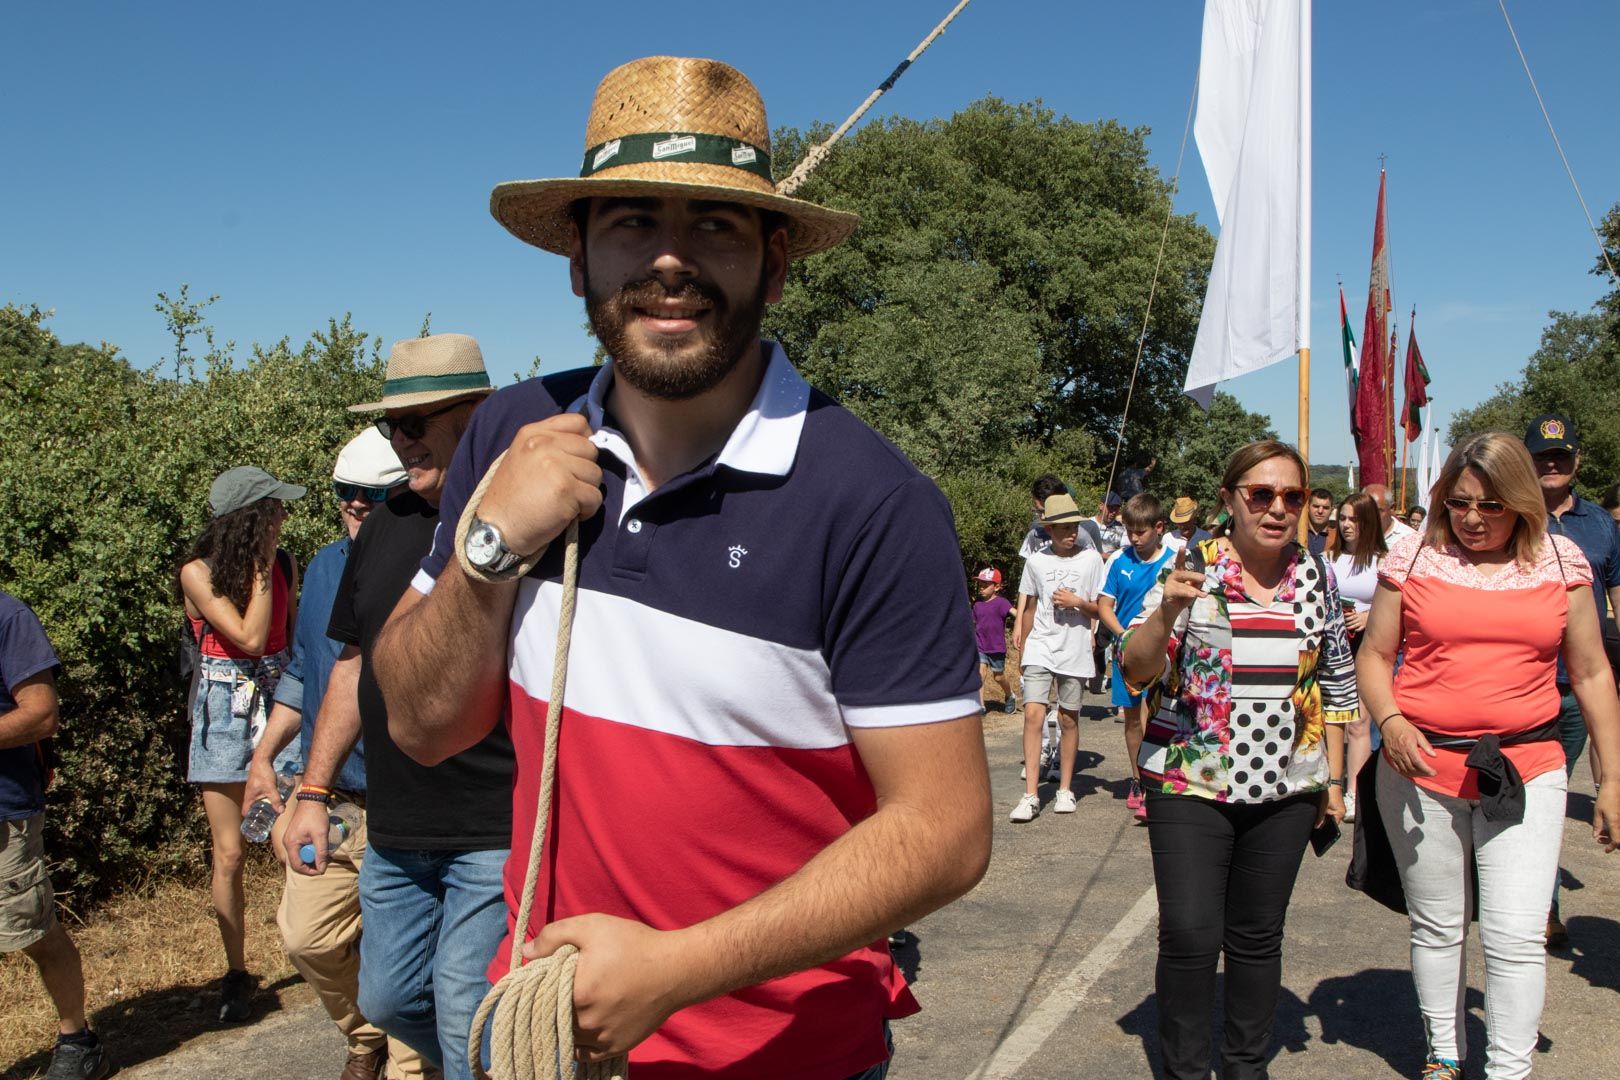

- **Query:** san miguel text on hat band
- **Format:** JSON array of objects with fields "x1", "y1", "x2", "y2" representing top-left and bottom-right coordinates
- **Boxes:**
[{"x1": 582, "y1": 132, "x2": 773, "y2": 183}]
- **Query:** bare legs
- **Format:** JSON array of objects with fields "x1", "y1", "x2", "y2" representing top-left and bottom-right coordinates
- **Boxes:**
[
  {"x1": 200, "y1": 783, "x2": 248, "y2": 971},
  {"x1": 1123, "y1": 702, "x2": 1146, "y2": 781},
  {"x1": 23, "y1": 923, "x2": 88, "y2": 1034}
]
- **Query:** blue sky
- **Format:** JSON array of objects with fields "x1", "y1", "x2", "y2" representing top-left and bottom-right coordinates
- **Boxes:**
[{"x1": 4, "y1": 1, "x2": 1615, "y2": 466}]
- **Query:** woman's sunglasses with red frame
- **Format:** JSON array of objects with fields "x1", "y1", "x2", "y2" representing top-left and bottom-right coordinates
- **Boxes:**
[{"x1": 1234, "y1": 485, "x2": 1308, "y2": 513}]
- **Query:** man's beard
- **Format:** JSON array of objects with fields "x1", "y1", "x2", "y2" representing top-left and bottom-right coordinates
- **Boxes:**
[{"x1": 585, "y1": 272, "x2": 767, "y2": 401}]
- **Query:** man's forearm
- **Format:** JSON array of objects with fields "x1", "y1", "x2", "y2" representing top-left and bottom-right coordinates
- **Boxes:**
[
  {"x1": 668, "y1": 726, "x2": 990, "y2": 1008},
  {"x1": 0, "y1": 706, "x2": 56, "y2": 752},
  {"x1": 303, "y1": 656, "x2": 363, "y2": 789},
  {"x1": 250, "y1": 703, "x2": 303, "y2": 770},
  {"x1": 377, "y1": 567, "x2": 521, "y2": 765}
]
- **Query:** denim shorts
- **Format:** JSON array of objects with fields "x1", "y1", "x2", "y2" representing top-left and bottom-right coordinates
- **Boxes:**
[
  {"x1": 188, "y1": 652, "x2": 292, "y2": 784},
  {"x1": 977, "y1": 650, "x2": 1007, "y2": 674}
]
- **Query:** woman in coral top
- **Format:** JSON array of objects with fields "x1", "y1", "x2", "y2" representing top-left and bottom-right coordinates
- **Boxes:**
[
  {"x1": 178, "y1": 466, "x2": 303, "y2": 1022},
  {"x1": 1359, "y1": 433, "x2": 1620, "y2": 1080}
]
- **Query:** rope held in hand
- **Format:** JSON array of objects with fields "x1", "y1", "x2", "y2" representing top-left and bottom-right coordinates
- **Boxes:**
[{"x1": 466, "y1": 516, "x2": 627, "y2": 1080}]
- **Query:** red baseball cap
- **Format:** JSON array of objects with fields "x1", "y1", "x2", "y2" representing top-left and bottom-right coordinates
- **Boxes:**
[{"x1": 975, "y1": 568, "x2": 1002, "y2": 584}]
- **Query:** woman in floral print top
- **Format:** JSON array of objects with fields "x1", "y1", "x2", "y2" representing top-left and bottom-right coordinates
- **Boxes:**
[{"x1": 1120, "y1": 440, "x2": 1354, "y2": 1080}]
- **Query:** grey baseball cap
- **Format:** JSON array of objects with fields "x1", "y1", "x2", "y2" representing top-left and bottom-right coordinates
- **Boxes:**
[{"x1": 208, "y1": 466, "x2": 307, "y2": 517}]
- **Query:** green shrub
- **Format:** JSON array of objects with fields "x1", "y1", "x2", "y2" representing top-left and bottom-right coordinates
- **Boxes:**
[{"x1": 0, "y1": 303, "x2": 383, "y2": 904}]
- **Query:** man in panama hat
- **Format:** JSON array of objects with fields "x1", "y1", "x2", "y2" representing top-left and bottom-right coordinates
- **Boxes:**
[
  {"x1": 285, "y1": 335, "x2": 514, "y2": 1080},
  {"x1": 374, "y1": 56, "x2": 991, "y2": 1078}
]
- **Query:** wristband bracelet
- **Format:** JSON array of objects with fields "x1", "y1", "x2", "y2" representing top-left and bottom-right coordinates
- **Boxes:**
[
  {"x1": 295, "y1": 790, "x2": 331, "y2": 805},
  {"x1": 1377, "y1": 712, "x2": 1405, "y2": 731},
  {"x1": 1327, "y1": 777, "x2": 1346, "y2": 788}
]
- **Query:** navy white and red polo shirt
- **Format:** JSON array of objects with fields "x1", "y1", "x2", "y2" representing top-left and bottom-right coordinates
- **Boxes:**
[{"x1": 415, "y1": 341, "x2": 980, "y2": 1080}]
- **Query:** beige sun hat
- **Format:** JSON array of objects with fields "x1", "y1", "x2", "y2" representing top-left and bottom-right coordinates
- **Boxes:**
[
  {"x1": 348, "y1": 333, "x2": 495, "y2": 413},
  {"x1": 489, "y1": 56, "x2": 859, "y2": 260}
]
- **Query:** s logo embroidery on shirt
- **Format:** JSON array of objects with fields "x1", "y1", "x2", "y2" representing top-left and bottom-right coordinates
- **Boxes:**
[{"x1": 728, "y1": 545, "x2": 748, "y2": 569}]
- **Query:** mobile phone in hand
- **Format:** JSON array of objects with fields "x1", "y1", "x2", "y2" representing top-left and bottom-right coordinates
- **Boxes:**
[
  {"x1": 1310, "y1": 817, "x2": 1341, "y2": 857},
  {"x1": 1181, "y1": 541, "x2": 1206, "y2": 575}
]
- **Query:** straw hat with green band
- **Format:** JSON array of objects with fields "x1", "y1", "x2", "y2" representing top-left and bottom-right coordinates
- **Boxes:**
[
  {"x1": 349, "y1": 333, "x2": 495, "y2": 413},
  {"x1": 489, "y1": 55, "x2": 860, "y2": 260}
]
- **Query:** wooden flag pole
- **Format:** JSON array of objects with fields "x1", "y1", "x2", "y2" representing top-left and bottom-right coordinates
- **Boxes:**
[
  {"x1": 1297, "y1": 0, "x2": 1312, "y2": 544},
  {"x1": 1399, "y1": 429, "x2": 1409, "y2": 512}
]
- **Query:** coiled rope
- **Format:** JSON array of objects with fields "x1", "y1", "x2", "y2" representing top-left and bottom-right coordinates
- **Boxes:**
[{"x1": 462, "y1": 473, "x2": 618, "y2": 1078}]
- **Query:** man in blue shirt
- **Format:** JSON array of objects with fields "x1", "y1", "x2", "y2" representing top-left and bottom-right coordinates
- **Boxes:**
[
  {"x1": 1523, "y1": 412, "x2": 1620, "y2": 948},
  {"x1": 242, "y1": 429, "x2": 424, "y2": 1080},
  {"x1": 0, "y1": 591, "x2": 112, "y2": 1078}
]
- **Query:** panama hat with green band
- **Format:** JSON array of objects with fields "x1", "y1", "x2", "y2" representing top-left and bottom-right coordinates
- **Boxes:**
[
  {"x1": 489, "y1": 55, "x2": 859, "y2": 260},
  {"x1": 348, "y1": 332, "x2": 495, "y2": 413}
]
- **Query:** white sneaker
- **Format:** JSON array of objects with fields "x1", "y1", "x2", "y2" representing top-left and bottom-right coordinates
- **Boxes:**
[
  {"x1": 1053, "y1": 789, "x2": 1078, "y2": 813},
  {"x1": 1009, "y1": 793, "x2": 1041, "y2": 823},
  {"x1": 1343, "y1": 791, "x2": 1357, "y2": 824}
]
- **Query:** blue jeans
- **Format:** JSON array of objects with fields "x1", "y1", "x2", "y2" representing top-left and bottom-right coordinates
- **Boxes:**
[{"x1": 358, "y1": 843, "x2": 509, "y2": 1080}]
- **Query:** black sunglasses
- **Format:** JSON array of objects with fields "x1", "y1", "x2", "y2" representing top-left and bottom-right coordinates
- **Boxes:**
[
  {"x1": 332, "y1": 481, "x2": 400, "y2": 503},
  {"x1": 1233, "y1": 485, "x2": 1308, "y2": 512},
  {"x1": 1443, "y1": 496, "x2": 1508, "y2": 518},
  {"x1": 374, "y1": 400, "x2": 466, "y2": 441}
]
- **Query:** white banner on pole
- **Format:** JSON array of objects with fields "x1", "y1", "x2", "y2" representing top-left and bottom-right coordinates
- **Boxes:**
[{"x1": 1185, "y1": 0, "x2": 1305, "y2": 399}]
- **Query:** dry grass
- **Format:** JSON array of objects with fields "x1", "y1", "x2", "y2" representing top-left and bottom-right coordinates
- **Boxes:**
[{"x1": 1, "y1": 848, "x2": 312, "y2": 1080}]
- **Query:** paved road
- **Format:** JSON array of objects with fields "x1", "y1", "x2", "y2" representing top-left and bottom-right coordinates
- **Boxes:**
[{"x1": 104, "y1": 704, "x2": 1617, "y2": 1079}]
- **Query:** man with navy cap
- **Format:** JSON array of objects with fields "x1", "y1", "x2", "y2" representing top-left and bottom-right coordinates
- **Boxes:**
[{"x1": 1523, "y1": 411, "x2": 1620, "y2": 948}]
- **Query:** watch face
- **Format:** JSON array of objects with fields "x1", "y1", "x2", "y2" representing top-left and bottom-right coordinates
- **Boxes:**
[{"x1": 467, "y1": 523, "x2": 499, "y2": 567}]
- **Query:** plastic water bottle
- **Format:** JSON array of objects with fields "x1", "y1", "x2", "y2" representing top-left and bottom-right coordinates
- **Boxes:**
[
  {"x1": 299, "y1": 800, "x2": 361, "y2": 866},
  {"x1": 240, "y1": 775, "x2": 295, "y2": 843}
]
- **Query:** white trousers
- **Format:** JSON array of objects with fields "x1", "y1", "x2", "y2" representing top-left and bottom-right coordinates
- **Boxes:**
[{"x1": 1379, "y1": 763, "x2": 1566, "y2": 1079}]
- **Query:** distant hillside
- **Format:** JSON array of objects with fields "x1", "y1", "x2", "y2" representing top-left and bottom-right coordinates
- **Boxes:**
[{"x1": 1310, "y1": 464, "x2": 1421, "y2": 505}]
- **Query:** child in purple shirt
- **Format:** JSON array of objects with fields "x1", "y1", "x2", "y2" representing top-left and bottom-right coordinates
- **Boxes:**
[{"x1": 973, "y1": 569, "x2": 1017, "y2": 714}]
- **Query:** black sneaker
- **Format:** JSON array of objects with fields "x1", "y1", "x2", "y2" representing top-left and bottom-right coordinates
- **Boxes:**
[
  {"x1": 44, "y1": 1036, "x2": 112, "y2": 1080},
  {"x1": 218, "y1": 968, "x2": 255, "y2": 1022}
]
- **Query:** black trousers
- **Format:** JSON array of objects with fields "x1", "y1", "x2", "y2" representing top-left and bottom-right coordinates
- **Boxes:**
[{"x1": 1145, "y1": 790, "x2": 1318, "y2": 1080}]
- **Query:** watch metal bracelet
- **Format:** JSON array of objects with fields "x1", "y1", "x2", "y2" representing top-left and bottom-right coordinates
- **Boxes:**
[{"x1": 455, "y1": 449, "x2": 547, "y2": 584}]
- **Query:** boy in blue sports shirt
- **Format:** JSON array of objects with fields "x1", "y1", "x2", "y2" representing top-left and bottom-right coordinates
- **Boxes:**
[{"x1": 1098, "y1": 494, "x2": 1176, "y2": 823}]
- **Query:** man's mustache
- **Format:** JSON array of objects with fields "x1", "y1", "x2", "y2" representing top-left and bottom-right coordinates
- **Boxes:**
[{"x1": 607, "y1": 279, "x2": 724, "y2": 311}]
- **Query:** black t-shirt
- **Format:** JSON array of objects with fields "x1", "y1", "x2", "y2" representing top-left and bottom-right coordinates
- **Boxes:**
[{"x1": 327, "y1": 491, "x2": 512, "y2": 849}]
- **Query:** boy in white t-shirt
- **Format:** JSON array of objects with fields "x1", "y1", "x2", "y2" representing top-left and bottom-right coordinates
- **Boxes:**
[{"x1": 1011, "y1": 494, "x2": 1106, "y2": 822}]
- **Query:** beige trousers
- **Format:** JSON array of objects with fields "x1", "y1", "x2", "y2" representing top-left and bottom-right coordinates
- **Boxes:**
[{"x1": 273, "y1": 801, "x2": 439, "y2": 1080}]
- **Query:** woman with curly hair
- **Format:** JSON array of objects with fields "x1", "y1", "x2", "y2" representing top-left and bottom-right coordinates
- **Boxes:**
[{"x1": 178, "y1": 466, "x2": 304, "y2": 1022}]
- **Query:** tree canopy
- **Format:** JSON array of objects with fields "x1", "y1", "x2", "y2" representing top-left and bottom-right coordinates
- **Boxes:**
[{"x1": 765, "y1": 98, "x2": 1242, "y2": 566}]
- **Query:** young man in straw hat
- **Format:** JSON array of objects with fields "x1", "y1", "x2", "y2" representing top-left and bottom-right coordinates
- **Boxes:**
[
  {"x1": 243, "y1": 428, "x2": 432, "y2": 1080},
  {"x1": 374, "y1": 56, "x2": 991, "y2": 1079},
  {"x1": 284, "y1": 335, "x2": 511, "y2": 1080}
]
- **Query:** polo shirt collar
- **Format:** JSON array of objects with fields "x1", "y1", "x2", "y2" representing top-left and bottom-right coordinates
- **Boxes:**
[{"x1": 573, "y1": 340, "x2": 809, "y2": 480}]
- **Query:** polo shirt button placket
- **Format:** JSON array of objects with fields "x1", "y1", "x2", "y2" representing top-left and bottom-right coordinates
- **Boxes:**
[{"x1": 615, "y1": 514, "x2": 657, "y2": 577}]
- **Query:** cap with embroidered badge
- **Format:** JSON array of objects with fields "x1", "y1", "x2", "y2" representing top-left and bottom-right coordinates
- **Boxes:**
[
  {"x1": 1523, "y1": 413, "x2": 1579, "y2": 455},
  {"x1": 975, "y1": 567, "x2": 1002, "y2": 584}
]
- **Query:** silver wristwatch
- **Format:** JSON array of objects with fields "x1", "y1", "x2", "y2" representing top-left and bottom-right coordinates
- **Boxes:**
[{"x1": 464, "y1": 517, "x2": 525, "y2": 578}]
